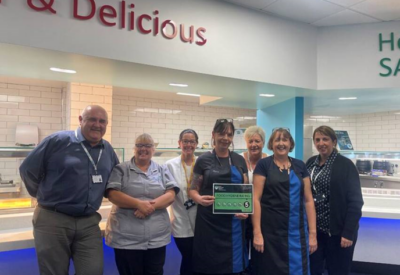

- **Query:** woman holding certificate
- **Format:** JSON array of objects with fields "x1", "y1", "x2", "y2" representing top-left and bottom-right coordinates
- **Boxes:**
[
  {"x1": 252, "y1": 128, "x2": 317, "y2": 275},
  {"x1": 166, "y1": 129, "x2": 199, "y2": 275},
  {"x1": 189, "y1": 118, "x2": 249, "y2": 275}
]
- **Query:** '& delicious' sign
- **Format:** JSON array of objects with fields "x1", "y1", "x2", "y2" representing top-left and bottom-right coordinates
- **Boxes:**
[{"x1": 10, "y1": 0, "x2": 208, "y2": 46}]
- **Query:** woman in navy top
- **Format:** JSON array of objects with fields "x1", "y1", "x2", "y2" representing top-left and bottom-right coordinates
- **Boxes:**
[
  {"x1": 252, "y1": 128, "x2": 317, "y2": 275},
  {"x1": 306, "y1": 126, "x2": 363, "y2": 275},
  {"x1": 189, "y1": 118, "x2": 249, "y2": 275}
]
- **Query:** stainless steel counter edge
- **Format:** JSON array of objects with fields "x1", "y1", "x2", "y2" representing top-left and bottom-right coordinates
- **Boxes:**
[
  {"x1": 2, "y1": 203, "x2": 400, "y2": 252},
  {"x1": 360, "y1": 174, "x2": 400, "y2": 183},
  {"x1": 0, "y1": 205, "x2": 112, "y2": 252}
]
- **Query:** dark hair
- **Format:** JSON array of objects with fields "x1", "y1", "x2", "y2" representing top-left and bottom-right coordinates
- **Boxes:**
[
  {"x1": 212, "y1": 118, "x2": 235, "y2": 149},
  {"x1": 179, "y1": 129, "x2": 199, "y2": 143},
  {"x1": 213, "y1": 119, "x2": 235, "y2": 134},
  {"x1": 267, "y1": 128, "x2": 295, "y2": 152},
  {"x1": 313, "y1": 125, "x2": 338, "y2": 150}
]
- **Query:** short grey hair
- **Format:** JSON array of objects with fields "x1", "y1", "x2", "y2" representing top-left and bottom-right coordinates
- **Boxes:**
[{"x1": 244, "y1": 126, "x2": 266, "y2": 144}]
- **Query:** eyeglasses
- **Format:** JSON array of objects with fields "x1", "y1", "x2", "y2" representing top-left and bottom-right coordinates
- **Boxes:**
[
  {"x1": 135, "y1": 144, "x2": 154, "y2": 149},
  {"x1": 272, "y1": 127, "x2": 290, "y2": 133},
  {"x1": 181, "y1": 140, "x2": 197, "y2": 145}
]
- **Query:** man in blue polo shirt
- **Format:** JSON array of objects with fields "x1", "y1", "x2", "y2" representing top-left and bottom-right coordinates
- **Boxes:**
[{"x1": 20, "y1": 105, "x2": 119, "y2": 275}]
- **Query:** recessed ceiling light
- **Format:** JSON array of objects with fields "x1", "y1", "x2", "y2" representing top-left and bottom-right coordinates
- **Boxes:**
[
  {"x1": 50, "y1": 67, "x2": 76, "y2": 74},
  {"x1": 170, "y1": 83, "x2": 188, "y2": 87},
  {"x1": 259, "y1": 94, "x2": 275, "y2": 97},
  {"x1": 339, "y1": 97, "x2": 357, "y2": 100},
  {"x1": 310, "y1": 116, "x2": 341, "y2": 119},
  {"x1": 176, "y1": 92, "x2": 200, "y2": 97}
]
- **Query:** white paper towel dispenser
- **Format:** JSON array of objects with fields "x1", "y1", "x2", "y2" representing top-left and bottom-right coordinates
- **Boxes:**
[{"x1": 15, "y1": 125, "x2": 39, "y2": 146}]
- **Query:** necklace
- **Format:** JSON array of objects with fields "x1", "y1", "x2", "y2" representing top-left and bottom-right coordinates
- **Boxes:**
[{"x1": 273, "y1": 156, "x2": 291, "y2": 175}]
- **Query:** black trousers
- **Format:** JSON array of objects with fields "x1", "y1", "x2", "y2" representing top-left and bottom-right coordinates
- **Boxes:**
[
  {"x1": 114, "y1": 246, "x2": 166, "y2": 275},
  {"x1": 310, "y1": 232, "x2": 358, "y2": 275},
  {"x1": 175, "y1": 237, "x2": 194, "y2": 275}
]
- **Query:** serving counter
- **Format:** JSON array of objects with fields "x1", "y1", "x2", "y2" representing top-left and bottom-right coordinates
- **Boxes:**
[
  {"x1": 0, "y1": 147, "x2": 244, "y2": 252},
  {"x1": 2, "y1": 148, "x2": 400, "y2": 269},
  {"x1": 340, "y1": 151, "x2": 400, "y2": 268},
  {"x1": 0, "y1": 146, "x2": 125, "y2": 252},
  {"x1": 340, "y1": 151, "x2": 400, "y2": 220}
]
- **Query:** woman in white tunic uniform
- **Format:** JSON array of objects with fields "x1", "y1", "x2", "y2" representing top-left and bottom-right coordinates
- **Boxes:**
[{"x1": 166, "y1": 129, "x2": 199, "y2": 275}]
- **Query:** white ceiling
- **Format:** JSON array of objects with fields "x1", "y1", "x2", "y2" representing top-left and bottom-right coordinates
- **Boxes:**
[
  {"x1": 223, "y1": 0, "x2": 400, "y2": 27},
  {"x1": 2, "y1": 43, "x2": 400, "y2": 116}
]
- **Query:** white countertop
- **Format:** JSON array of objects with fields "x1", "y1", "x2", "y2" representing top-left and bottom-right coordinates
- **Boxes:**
[
  {"x1": 1, "y1": 198, "x2": 400, "y2": 252},
  {"x1": 0, "y1": 205, "x2": 112, "y2": 252}
]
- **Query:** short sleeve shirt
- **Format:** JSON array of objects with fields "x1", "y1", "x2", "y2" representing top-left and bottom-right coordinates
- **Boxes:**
[
  {"x1": 105, "y1": 158, "x2": 179, "y2": 250},
  {"x1": 193, "y1": 151, "x2": 248, "y2": 192},
  {"x1": 194, "y1": 151, "x2": 248, "y2": 176},
  {"x1": 254, "y1": 156, "x2": 310, "y2": 179}
]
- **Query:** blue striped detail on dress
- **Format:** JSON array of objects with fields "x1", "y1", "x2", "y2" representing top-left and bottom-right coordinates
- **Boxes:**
[
  {"x1": 231, "y1": 165, "x2": 248, "y2": 273},
  {"x1": 288, "y1": 170, "x2": 309, "y2": 275}
]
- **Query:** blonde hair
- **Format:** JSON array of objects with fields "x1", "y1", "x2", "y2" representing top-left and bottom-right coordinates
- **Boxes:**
[
  {"x1": 135, "y1": 133, "x2": 154, "y2": 145},
  {"x1": 244, "y1": 126, "x2": 266, "y2": 144}
]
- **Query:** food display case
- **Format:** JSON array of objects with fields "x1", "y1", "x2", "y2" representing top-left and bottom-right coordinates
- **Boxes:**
[
  {"x1": 0, "y1": 147, "x2": 125, "y2": 252},
  {"x1": 0, "y1": 147, "x2": 125, "y2": 213},
  {"x1": 341, "y1": 151, "x2": 400, "y2": 219},
  {"x1": 153, "y1": 148, "x2": 246, "y2": 165},
  {"x1": 0, "y1": 147, "x2": 248, "y2": 252},
  {"x1": 0, "y1": 146, "x2": 245, "y2": 213}
]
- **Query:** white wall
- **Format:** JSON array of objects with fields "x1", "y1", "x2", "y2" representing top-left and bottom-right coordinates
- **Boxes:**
[
  {"x1": 0, "y1": 0, "x2": 317, "y2": 89},
  {"x1": 318, "y1": 21, "x2": 400, "y2": 90},
  {"x1": 305, "y1": 110, "x2": 400, "y2": 153},
  {"x1": 0, "y1": 76, "x2": 66, "y2": 182},
  {"x1": 0, "y1": 76, "x2": 65, "y2": 147},
  {"x1": 0, "y1": 76, "x2": 256, "y2": 180},
  {"x1": 111, "y1": 90, "x2": 256, "y2": 157},
  {"x1": 3, "y1": 1, "x2": 400, "y2": 93}
]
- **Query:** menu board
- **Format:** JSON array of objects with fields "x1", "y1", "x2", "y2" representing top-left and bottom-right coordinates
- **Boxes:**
[{"x1": 335, "y1": 130, "x2": 354, "y2": 150}]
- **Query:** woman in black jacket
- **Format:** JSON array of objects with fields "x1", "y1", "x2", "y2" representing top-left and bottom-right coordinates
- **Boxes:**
[{"x1": 306, "y1": 125, "x2": 363, "y2": 275}]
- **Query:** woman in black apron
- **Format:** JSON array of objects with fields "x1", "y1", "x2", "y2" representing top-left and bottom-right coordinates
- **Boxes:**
[
  {"x1": 189, "y1": 119, "x2": 249, "y2": 275},
  {"x1": 252, "y1": 128, "x2": 317, "y2": 275}
]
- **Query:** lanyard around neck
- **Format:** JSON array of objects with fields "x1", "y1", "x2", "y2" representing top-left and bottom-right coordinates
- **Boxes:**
[
  {"x1": 215, "y1": 150, "x2": 232, "y2": 166},
  {"x1": 76, "y1": 129, "x2": 103, "y2": 174},
  {"x1": 310, "y1": 166, "x2": 326, "y2": 193},
  {"x1": 181, "y1": 155, "x2": 195, "y2": 190},
  {"x1": 81, "y1": 143, "x2": 103, "y2": 175}
]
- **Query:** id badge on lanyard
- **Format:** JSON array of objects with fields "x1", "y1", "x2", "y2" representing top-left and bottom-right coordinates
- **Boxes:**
[
  {"x1": 80, "y1": 143, "x2": 103, "y2": 184},
  {"x1": 92, "y1": 174, "x2": 103, "y2": 183}
]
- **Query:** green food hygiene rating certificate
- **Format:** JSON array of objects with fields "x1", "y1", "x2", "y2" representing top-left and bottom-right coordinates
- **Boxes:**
[{"x1": 213, "y1": 183, "x2": 253, "y2": 214}]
